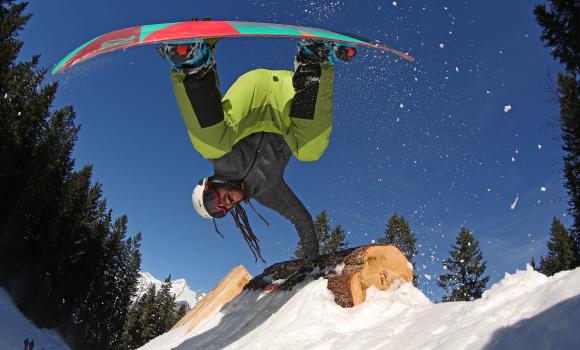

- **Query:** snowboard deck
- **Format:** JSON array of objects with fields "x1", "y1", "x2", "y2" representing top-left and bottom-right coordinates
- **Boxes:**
[{"x1": 52, "y1": 20, "x2": 414, "y2": 74}]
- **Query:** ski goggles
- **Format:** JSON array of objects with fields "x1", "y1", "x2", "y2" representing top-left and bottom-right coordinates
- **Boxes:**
[{"x1": 202, "y1": 187, "x2": 228, "y2": 218}]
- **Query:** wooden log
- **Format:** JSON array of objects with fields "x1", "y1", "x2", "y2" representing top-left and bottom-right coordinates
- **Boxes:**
[
  {"x1": 245, "y1": 244, "x2": 412, "y2": 307},
  {"x1": 172, "y1": 265, "x2": 253, "y2": 332}
]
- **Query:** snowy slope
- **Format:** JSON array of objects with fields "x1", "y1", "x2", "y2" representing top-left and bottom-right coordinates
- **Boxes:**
[
  {"x1": 136, "y1": 272, "x2": 206, "y2": 309},
  {"x1": 0, "y1": 288, "x2": 70, "y2": 350},
  {"x1": 140, "y1": 266, "x2": 580, "y2": 350}
]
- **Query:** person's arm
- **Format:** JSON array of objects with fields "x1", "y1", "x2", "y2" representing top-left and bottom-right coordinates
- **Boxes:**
[
  {"x1": 171, "y1": 68, "x2": 235, "y2": 159},
  {"x1": 255, "y1": 181, "x2": 319, "y2": 260}
]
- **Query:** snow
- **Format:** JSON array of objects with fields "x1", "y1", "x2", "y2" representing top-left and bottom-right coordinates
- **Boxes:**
[
  {"x1": 140, "y1": 266, "x2": 580, "y2": 350},
  {"x1": 136, "y1": 272, "x2": 206, "y2": 309},
  {"x1": 510, "y1": 195, "x2": 519, "y2": 210},
  {"x1": 0, "y1": 288, "x2": 70, "y2": 350},
  {"x1": 0, "y1": 274, "x2": 203, "y2": 349}
]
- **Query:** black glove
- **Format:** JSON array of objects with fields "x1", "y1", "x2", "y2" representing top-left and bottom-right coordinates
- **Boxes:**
[{"x1": 279, "y1": 259, "x2": 320, "y2": 291}]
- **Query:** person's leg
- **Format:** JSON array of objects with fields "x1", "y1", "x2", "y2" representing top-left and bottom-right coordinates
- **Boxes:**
[
  {"x1": 290, "y1": 40, "x2": 356, "y2": 123},
  {"x1": 178, "y1": 67, "x2": 224, "y2": 128},
  {"x1": 168, "y1": 41, "x2": 234, "y2": 159},
  {"x1": 169, "y1": 40, "x2": 344, "y2": 160},
  {"x1": 220, "y1": 42, "x2": 337, "y2": 161},
  {"x1": 290, "y1": 44, "x2": 334, "y2": 121},
  {"x1": 165, "y1": 40, "x2": 224, "y2": 128},
  {"x1": 284, "y1": 41, "x2": 337, "y2": 161}
]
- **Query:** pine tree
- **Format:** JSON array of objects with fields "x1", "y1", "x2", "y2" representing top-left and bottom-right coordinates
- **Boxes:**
[
  {"x1": 539, "y1": 217, "x2": 579, "y2": 276},
  {"x1": 315, "y1": 210, "x2": 331, "y2": 252},
  {"x1": 294, "y1": 210, "x2": 329, "y2": 258},
  {"x1": 0, "y1": 0, "x2": 90, "y2": 333},
  {"x1": 161, "y1": 276, "x2": 187, "y2": 332},
  {"x1": 174, "y1": 303, "x2": 188, "y2": 325},
  {"x1": 294, "y1": 210, "x2": 349, "y2": 258},
  {"x1": 139, "y1": 285, "x2": 159, "y2": 343},
  {"x1": 121, "y1": 302, "x2": 142, "y2": 350},
  {"x1": 157, "y1": 276, "x2": 178, "y2": 334},
  {"x1": 556, "y1": 73, "x2": 580, "y2": 251},
  {"x1": 38, "y1": 167, "x2": 110, "y2": 329},
  {"x1": 438, "y1": 227, "x2": 489, "y2": 302},
  {"x1": 377, "y1": 214, "x2": 418, "y2": 285},
  {"x1": 534, "y1": 1, "x2": 580, "y2": 252},
  {"x1": 534, "y1": 1, "x2": 580, "y2": 75},
  {"x1": 0, "y1": 2, "x2": 143, "y2": 348},
  {"x1": 325, "y1": 225, "x2": 349, "y2": 254},
  {"x1": 530, "y1": 256, "x2": 538, "y2": 271},
  {"x1": 378, "y1": 214, "x2": 418, "y2": 262},
  {"x1": 0, "y1": 0, "x2": 79, "y2": 288},
  {"x1": 79, "y1": 216, "x2": 142, "y2": 349},
  {"x1": 0, "y1": 1, "x2": 33, "y2": 234},
  {"x1": 101, "y1": 217, "x2": 131, "y2": 348},
  {"x1": 122, "y1": 275, "x2": 187, "y2": 349}
]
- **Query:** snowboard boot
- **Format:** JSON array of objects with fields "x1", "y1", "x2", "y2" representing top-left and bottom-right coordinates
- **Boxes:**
[
  {"x1": 158, "y1": 38, "x2": 217, "y2": 76},
  {"x1": 295, "y1": 39, "x2": 357, "y2": 65}
]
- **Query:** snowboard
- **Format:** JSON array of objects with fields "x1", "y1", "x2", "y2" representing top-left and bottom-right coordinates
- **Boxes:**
[{"x1": 52, "y1": 20, "x2": 414, "y2": 74}]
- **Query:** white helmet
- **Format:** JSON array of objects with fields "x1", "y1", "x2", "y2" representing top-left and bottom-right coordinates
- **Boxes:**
[{"x1": 192, "y1": 178, "x2": 213, "y2": 219}]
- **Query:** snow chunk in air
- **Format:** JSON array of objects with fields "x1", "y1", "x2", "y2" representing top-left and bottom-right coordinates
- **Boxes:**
[{"x1": 510, "y1": 195, "x2": 519, "y2": 210}]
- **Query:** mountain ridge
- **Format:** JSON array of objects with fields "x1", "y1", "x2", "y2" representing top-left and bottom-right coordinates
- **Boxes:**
[{"x1": 136, "y1": 272, "x2": 206, "y2": 309}]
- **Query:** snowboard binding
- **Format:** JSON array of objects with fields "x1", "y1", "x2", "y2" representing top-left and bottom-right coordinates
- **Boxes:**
[
  {"x1": 158, "y1": 20, "x2": 219, "y2": 75},
  {"x1": 297, "y1": 39, "x2": 357, "y2": 64},
  {"x1": 158, "y1": 39, "x2": 218, "y2": 76}
]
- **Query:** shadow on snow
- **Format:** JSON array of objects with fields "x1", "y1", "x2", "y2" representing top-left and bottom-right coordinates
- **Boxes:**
[
  {"x1": 174, "y1": 285, "x2": 301, "y2": 350},
  {"x1": 482, "y1": 295, "x2": 580, "y2": 350}
]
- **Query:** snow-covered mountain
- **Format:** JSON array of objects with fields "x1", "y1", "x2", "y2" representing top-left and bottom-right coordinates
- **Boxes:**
[
  {"x1": 136, "y1": 272, "x2": 206, "y2": 309},
  {"x1": 140, "y1": 266, "x2": 580, "y2": 350}
]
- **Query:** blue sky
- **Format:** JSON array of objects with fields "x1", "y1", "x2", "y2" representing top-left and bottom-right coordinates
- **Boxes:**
[{"x1": 21, "y1": 0, "x2": 570, "y2": 299}]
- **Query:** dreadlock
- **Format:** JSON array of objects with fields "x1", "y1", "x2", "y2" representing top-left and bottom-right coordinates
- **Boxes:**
[{"x1": 230, "y1": 203, "x2": 266, "y2": 263}]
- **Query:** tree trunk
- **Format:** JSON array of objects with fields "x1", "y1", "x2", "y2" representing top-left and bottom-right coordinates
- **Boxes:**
[{"x1": 245, "y1": 244, "x2": 412, "y2": 307}]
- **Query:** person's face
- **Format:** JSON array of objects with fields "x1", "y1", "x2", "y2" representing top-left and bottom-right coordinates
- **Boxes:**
[{"x1": 215, "y1": 185, "x2": 245, "y2": 211}]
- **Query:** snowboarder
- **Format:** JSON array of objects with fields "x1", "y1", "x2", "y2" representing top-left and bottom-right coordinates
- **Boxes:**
[
  {"x1": 23, "y1": 338, "x2": 29, "y2": 350},
  {"x1": 161, "y1": 37, "x2": 355, "y2": 277}
]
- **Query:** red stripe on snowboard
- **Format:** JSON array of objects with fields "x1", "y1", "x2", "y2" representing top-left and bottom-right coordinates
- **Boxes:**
[
  {"x1": 142, "y1": 21, "x2": 239, "y2": 42},
  {"x1": 298, "y1": 30, "x2": 317, "y2": 38},
  {"x1": 61, "y1": 27, "x2": 142, "y2": 72}
]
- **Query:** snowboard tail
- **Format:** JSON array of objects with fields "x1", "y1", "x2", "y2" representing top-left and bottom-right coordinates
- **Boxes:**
[{"x1": 52, "y1": 20, "x2": 414, "y2": 74}]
